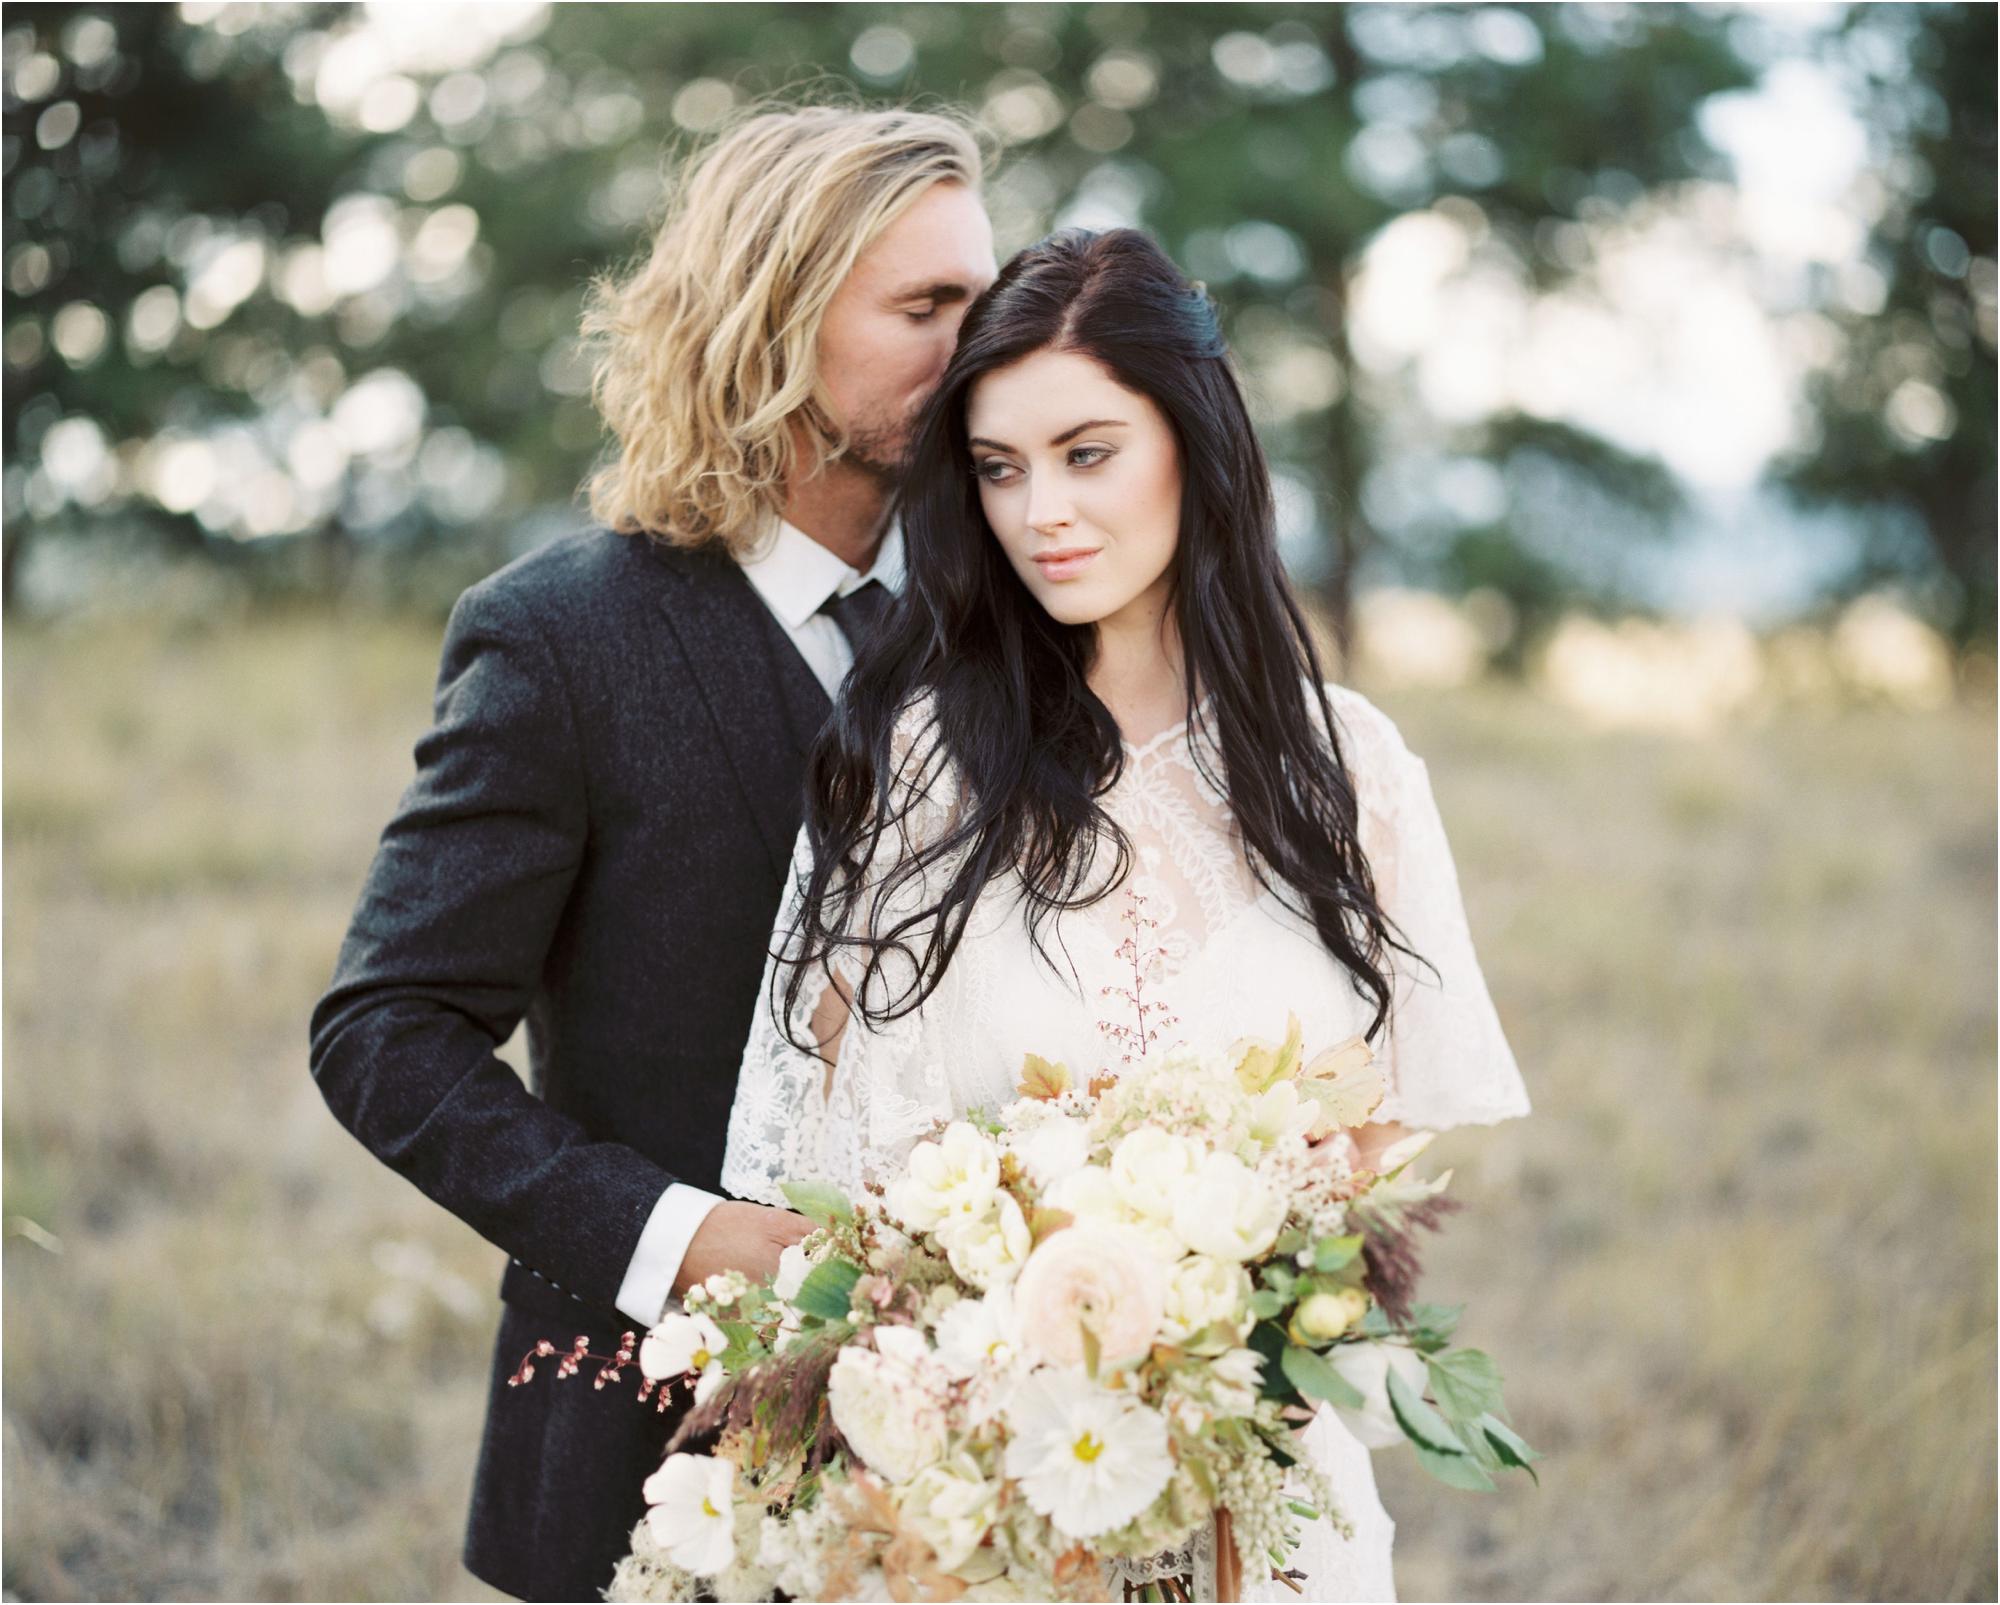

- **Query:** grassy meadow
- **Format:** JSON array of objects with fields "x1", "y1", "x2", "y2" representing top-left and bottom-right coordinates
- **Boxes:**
[{"x1": 3, "y1": 612, "x2": 1994, "y2": 1602}]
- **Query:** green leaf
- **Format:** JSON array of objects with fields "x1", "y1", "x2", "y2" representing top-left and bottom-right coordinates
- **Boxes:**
[
  {"x1": 1247, "y1": 1289, "x2": 1286, "y2": 1321},
  {"x1": 1250, "y1": 1320, "x2": 1298, "y2": 1402},
  {"x1": 1280, "y1": 1344, "x2": 1367, "y2": 1409},
  {"x1": 1080, "y1": 1319, "x2": 1102, "y2": 1381},
  {"x1": 1478, "y1": 1413, "x2": 1543, "y2": 1485},
  {"x1": 780, "y1": 1179, "x2": 854, "y2": 1227},
  {"x1": 1386, "y1": 1363, "x2": 1468, "y2": 1456},
  {"x1": 1426, "y1": 1349, "x2": 1506, "y2": 1423},
  {"x1": 791, "y1": 1258, "x2": 863, "y2": 1321},
  {"x1": 1313, "y1": 1234, "x2": 1364, "y2": 1272},
  {"x1": 1413, "y1": 1439, "x2": 1498, "y2": 1491}
]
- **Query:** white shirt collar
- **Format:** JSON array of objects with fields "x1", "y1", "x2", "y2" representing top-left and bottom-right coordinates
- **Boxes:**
[{"x1": 736, "y1": 518, "x2": 905, "y2": 632}]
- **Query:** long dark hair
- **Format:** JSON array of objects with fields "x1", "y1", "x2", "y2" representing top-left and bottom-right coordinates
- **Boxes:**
[{"x1": 781, "y1": 227, "x2": 1410, "y2": 1052}]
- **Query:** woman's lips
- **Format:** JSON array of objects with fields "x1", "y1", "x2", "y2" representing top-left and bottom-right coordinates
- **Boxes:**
[{"x1": 1031, "y1": 547, "x2": 1101, "y2": 581}]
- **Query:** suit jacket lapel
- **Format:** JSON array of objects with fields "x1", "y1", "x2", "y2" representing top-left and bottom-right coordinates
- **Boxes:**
[{"x1": 649, "y1": 541, "x2": 831, "y2": 881}]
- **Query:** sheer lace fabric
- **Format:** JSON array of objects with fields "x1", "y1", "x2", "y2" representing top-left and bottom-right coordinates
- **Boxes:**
[{"x1": 721, "y1": 682, "x2": 1529, "y2": 1601}]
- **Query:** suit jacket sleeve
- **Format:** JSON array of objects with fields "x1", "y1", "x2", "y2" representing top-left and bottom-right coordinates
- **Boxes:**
[{"x1": 309, "y1": 577, "x2": 676, "y2": 1312}]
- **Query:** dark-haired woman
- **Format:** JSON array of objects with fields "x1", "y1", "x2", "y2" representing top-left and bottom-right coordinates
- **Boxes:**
[{"x1": 723, "y1": 229, "x2": 1530, "y2": 1600}]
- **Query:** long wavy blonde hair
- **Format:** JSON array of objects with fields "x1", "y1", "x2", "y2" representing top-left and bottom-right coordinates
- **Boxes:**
[{"x1": 583, "y1": 102, "x2": 987, "y2": 552}]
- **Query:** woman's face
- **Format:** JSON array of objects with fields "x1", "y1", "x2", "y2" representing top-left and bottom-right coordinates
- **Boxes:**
[{"x1": 965, "y1": 348, "x2": 1182, "y2": 630}]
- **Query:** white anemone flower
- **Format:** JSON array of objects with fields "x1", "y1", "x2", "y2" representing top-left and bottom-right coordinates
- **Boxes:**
[
  {"x1": 642, "y1": 1453, "x2": 737, "y2": 1576},
  {"x1": 934, "y1": 1283, "x2": 1023, "y2": 1378},
  {"x1": 1002, "y1": 1367, "x2": 1172, "y2": 1538},
  {"x1": 639, "y1": 1310, "x2": 729, "y2": 1403}
]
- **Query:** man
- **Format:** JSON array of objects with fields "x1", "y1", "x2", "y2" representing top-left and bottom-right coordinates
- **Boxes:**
[{"x1": 309, "y1": 105, "x2": 997, "y2": 1601}]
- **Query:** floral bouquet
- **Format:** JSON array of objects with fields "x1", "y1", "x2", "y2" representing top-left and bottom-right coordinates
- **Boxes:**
[{"x1": 562, "y1": 1011, "x2": 1538, "y2": 1603}]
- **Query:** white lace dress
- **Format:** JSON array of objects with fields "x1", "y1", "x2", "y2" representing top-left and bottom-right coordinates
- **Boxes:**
[{"x1": 723, "y1": 682, "x2": 1530, "y2": 1602}]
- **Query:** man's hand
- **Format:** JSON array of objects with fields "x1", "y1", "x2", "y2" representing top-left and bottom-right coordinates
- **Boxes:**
[{"x1": 672, "y1": 1200, "x2": 814, "y2": 1298}]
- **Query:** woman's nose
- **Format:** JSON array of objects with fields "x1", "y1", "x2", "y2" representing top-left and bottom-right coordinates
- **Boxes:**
[{"x1": 1025, "y1": 474, "x2": 1075, "y2": 535}]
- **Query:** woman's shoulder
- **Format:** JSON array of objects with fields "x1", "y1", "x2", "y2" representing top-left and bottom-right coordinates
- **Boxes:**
[
  {"x1": 1306, "y1": 679, "x2": 1415, "y2": 764},
  {"x1": 1302, "y1": 679, "x2": 1423, "y2": 821}
]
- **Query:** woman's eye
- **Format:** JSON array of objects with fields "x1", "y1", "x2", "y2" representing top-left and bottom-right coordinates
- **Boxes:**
[
  {"x1": 905, "y1": 306, "x2": 939, "y2": 323},
  {"x1": 973, "y1": 459, "x2": 1020, "y2": 485},
  {"x1": 1069, "y1": 445, "x2": 1113, "y2": 468}
]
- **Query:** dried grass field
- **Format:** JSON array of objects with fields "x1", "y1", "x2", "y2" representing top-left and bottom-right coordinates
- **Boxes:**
[{"x1": 3, "y1": 613, "x2": 1994, "y2": 1602}]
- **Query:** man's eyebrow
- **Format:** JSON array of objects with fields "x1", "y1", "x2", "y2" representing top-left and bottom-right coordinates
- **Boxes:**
[
  {"x1": 968, "y1": 419, "x2": 1129, "y2": 454},
  {"x1": 887, "y1": 280, "x2": 976, "y2": 304}
]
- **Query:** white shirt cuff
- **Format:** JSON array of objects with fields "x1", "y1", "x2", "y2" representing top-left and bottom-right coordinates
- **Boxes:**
[{"x1": 614, "y1": 1183, "x2": 724, "y2": 1328}]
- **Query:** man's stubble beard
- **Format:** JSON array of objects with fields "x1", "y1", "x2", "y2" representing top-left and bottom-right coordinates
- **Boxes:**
[{"x1": 837, "y1": 402, "x2": 920, "y2": 486}]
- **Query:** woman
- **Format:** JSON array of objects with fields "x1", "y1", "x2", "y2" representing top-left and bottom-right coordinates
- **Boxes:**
[{"x1": 723, "y1": 228, "x2": 1530, "y2": 1601}]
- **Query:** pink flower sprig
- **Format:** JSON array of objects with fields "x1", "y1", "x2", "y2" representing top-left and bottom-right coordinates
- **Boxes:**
[
  {"x1": 507, "y1": 1332, "x2": 674, "y2": 1411},
  {"x1": 1096, "y1": 889, "x2": 1179, "y2": 1065}
]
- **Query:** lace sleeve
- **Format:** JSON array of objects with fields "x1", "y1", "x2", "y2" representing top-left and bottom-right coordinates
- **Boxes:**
[
  {"x1": 721, "y1": 697, "x2": 963, "y2": 1204},
  {"x1": 1326, "y1": 685, "x2": 1531, "y2": 1133}
]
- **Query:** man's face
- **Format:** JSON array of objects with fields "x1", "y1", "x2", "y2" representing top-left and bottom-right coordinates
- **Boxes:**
[{"x1": 815, "y1": 180, "x2": 998, "y2": 480}]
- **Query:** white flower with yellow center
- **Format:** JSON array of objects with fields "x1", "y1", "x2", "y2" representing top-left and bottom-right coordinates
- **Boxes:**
[
  {"x1": 888, "y1": 1121, "x2": 1001, "y2": 1230},
  {"x1": 639, "y1": 1310, "x2": 729, "y2": 1404},
  {"x1": 641, "y1": 1453, "x2": 737, "y2": 1577},
  {"x1": 1002, "y1": 1367, "x2": 1173, "y2": 1538},
  {"x1": 1170, "y1": 1151, "x2": 1285, "y2": 1262},
  {"x1": 933, "y1": 1283, "x2": 1023, "y2": 1379}
]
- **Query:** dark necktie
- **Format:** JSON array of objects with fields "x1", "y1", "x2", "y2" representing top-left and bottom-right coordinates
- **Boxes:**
[{"x1": 819, "y1": 579, "x2": 891, "y2": 656}]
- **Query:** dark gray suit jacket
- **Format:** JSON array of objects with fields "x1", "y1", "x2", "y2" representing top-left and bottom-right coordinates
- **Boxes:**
[{"x1": 309, "y1": 527, "x2": 829, "y2": 1600}]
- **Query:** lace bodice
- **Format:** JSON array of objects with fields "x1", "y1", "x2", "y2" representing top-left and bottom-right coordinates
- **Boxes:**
[
  {"x1": 724, "y1": 681, "x2": 1529, "y2": 1206},
  {"x1": 721, "y1": 680, "x2": 1528, "y2": 1603}
]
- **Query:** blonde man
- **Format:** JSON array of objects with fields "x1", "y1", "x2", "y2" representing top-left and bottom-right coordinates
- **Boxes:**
[{"x1": 311, "y1": 105, "x2": 995, "y2": 1601}]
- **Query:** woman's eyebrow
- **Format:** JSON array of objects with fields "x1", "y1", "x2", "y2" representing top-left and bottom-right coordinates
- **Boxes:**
[{"x1": 968, "y1": 420, "x2": 1128, "y2": 454}]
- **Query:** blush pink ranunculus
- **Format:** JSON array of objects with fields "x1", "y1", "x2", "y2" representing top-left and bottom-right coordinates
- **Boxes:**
[{"x1": 1012, "y1": 1223, "x2": 1169, "y2": 1370}]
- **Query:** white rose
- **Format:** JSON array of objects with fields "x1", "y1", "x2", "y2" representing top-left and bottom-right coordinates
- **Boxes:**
[
  {"x1": 1007, "y1": 1111, "x2": 1092, "y2": 1190},
  {"x1": 897, "y1": 1452, "x2": 1002, "y2": 1572},
  {"x1": 1326, "y1": 1341, "x2": 1432, "y2": 1448},
  {"x1": 1158, "y1": 1254, "x2": 1252, "y2": 1347},
  {"x1": 870, "y1": 1322, "x2": 935, "y2": 1368},
  {"x1": 888, "y1": 1122, "x2": 1001, "y2": 1230},
  {"x1": 1171, "y1": 1152, "x2": 1285, "y2": 1262},
  {"x1": 1047, "y1": 1165, "x2": 1184, "y2": 1263},
  {"x1": 937, "y1": 1192, "x2": 1032, "y2": 1290},
  {"x1": 826, "y1": 1345, "x2": 948, "y2": 1484},
  {"x1": 1109, "y1": 1126, "x2": 1200, "y2": 1222}
]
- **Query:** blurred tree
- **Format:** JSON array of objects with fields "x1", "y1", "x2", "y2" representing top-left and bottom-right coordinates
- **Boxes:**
[
  {"x1": 4, "y1": 3, "x2": 1767, "y2": 631},
  {"x1": 1770, "y1": 2, "x2": 1996, "y2": 639}
]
